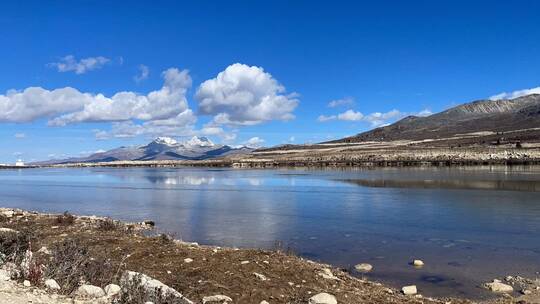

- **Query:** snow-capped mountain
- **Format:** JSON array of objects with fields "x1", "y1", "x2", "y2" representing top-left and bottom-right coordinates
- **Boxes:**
[{"x1": 35, "y1": 136, "x2": 254, "y2": 164}]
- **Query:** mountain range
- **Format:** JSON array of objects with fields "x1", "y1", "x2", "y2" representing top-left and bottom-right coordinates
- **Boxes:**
[
  {"x1": 37, "y1": 136, "x2": 254, "y2": 165},
  {"x1": 328, "y1": 94, "x2": 540, "y2": 145}
]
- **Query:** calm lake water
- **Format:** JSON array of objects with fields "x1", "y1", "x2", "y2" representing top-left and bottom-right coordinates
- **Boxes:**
[{"x1": 1, "y1": 166, "x2": 539, "y2": 299}]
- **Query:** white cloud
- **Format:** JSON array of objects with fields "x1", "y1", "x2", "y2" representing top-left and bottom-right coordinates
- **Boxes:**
[
  {"x1": 196, "y1": 63, "x2": 299, "y2": 125},
  {"x1": 48, "y1": 55, "x2": 110, "y2": 74},
  {"x1": 243, "y1": 137, "x2": 265, "y2": 148},
  {"x1": 318, "y1": 108, "x2": 431, "y2": 127},
  {"x1": 328, "y1": 97, "x2": 354, "y2": 108},
  {"x1": 338, "y1": 109, "x2": 364, "y2": 121},
  {"x1": 288, "y1": 136, "x2": 295, "y2": 142},
  {"x1": 134, "y1": 64, "x2": 150, "y2": 83},
  {"x1": 489, "y1": 86, "x2": 540, "y2": 100},
  {"x1": 49, "y1": 68, "x2": 192, "y2": 126},
  {"x1": 14, "y1": 133, "x2": 26, "y2": 139},
  {"x1": 317, "y1": 114, "x2": 337, "y2": 122},
  {"x1": 2, "y1": 67, "x2": 197, "y2": 142}
]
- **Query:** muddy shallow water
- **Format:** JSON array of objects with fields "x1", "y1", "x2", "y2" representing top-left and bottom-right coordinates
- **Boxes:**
[{"x1": 1, "y1": 166, "x2": 539, "y2": 299}]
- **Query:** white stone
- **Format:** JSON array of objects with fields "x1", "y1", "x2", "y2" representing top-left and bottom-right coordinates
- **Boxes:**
[
  {"x1": 354, "y1": 263, "x2": 373, "y2": 273},
  {"x1": 0, "y1": 269, "x2": 10, "y2": 281},
  {"x1": 413, "y1": 260, "x2": 424, "y2": 267},
  {"x1": 37, "y1": 246, "x2": 52, "y2": 255},
  {"x1": 318, "y1": 268, "x2": 339, "y2": 280},
  {"x1": 240, "y1": 260, "x2": 250, "y2": 265},
  {"x1": 121, "y1": 271, "x2": 193, "y2": 303},
  {"x1": 76, "y1": 284, "x2": 106, "y2": 298},
  {"x1": 260, "y1": 301, "x2": 270, "y2": 304},
  {"x1": 184, "y1": 258, "x2": 194, "y2": 263},
  {"x1": 253, "y1": 272, "x2": 268, "y2": 281},
  {"x1": 0, "y1": 227, "x2": 17, "y2": 233},
  {"x1": 104, "y1": 284, "x2": 121, "y2": 297},
  {"x1": 23, "y1": 280, "x2": 31, "y2": 287},
  {"x1": 308, "y1": 292, "x2": 337, "y2": 304},
  {"x1": 202, "y1": 295, "x2": 233, "y2": 303},
  {"x1": 485, "y1": 281, "x2": 514, "y2": 293},
  {"x1": 402, "y1": 285, "x2": 417, "y2": 295},
  {"x1": 45, "y1": 279, "x2": 61, "y2": 290}
]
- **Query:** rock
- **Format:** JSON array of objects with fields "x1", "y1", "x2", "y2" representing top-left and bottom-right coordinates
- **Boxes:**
[
  {"x1": 240, "y1": 260, "x2": 250, "y2": 265},
  {"x1": 354, "y1": 263, "x2": 373, "y2": 273},
  {"x1": 521, "y1": 289, "x2": 532, "y2": 295},
  {"x1": 485, "y1": 280, "x2": 514, "y2": 293},
  {"x1": 76, "y1": 284, "x2": 106, "y2": 298},
  {"x1": 121, "y1": 271, "x2": 193, "y2": 303},
  {"x1": 308, "y1": 292, "x2": 337, "y2": 304},
  {"x1": 402, "y1": 285, "x2": 418, "y2": 295},
  {"x1": 0, "y1": 269, "x2": 11, "y2": 281},
  {"x1": 37, "y1": 246, "x2": 51, "y2": 255},
  {"x1": 142, "y1": 220, "x2": 155, "y2": 227},
  {"x1": 45, "y1": 279, "x2": 61, "y2": 290},
  {"x1": 318, "y1": 268, "x2": 339, "y2": 280},
  {"x1": 23, "y1": 280, "x2": 31, "y2": 287},
  {"x1": 104, "y1": 284, "x2": 121, "y2": 297},
  {"x1": 413, "y1": 260, "x2": 424, "y2": 267},
  {"x1": 184, "y1": 258, "x2": 194, "y2": 263},
  {"x1": 202, "y1": 295, "x2": 233, "y2": 303},
  {"x1": 2, "y1": 210, "x2": 14, "y2": 218},
  {"x1": 0, "y1": 227, "x2": 17, "y2": 233},
  {"x1": 260, "y1": 301, "x2": 270, "y2": 304},
  {"x1": 253, "y1": 272, "x2": 268, "y2": 281}
]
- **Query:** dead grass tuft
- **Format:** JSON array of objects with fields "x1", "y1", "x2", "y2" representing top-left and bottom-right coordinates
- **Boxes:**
[
  {"x1": 44, "y1": 239, "x2": 118, "y2": 294},
  {"x1": 53, "y1": 211, "x2": 75, "y2": 226}
]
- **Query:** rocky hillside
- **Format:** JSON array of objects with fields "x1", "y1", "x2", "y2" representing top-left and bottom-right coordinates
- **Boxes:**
[{"x1": 329, "y1": 94, "x2": 540, "y2": 144}]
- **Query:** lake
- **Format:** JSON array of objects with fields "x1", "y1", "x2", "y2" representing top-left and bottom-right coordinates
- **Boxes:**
[{"x1": 1, "y1": 166, "x2": 539, "y2": 299}]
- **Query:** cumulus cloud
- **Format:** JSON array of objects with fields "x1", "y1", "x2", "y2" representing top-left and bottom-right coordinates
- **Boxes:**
[
  {"x1": 318, "y1": 109, "x2": 431, "y2": 127},
  {"x1": 1, "y1": 67, "x2": 195, "y2": 143},
  {"x1": 328, "y1": 97, "x2": 354, "y2": 108},
  {"x1": 196, "y1": 63, "x2": 299, "y2": 125},
  {"x1": 48, "y1": 55, "x2": 110, "y2": 74},
  {"x1": 14, "y1": 133, "x2": 26, "y2": 139},
  {"x1": 489, "y1": 86, "x2": 540, "y2": 100},
  {"x1": 134, "y1": 64, "x2": 150, "y2": 83}
]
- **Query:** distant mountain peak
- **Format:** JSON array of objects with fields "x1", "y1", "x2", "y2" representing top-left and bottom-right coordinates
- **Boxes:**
[
  {"x1": 153, "y1": 136, "x2": 178, "y2": 146},
  {"x1": 184, "y1": 136, "x2": 214, "y2": 147}
]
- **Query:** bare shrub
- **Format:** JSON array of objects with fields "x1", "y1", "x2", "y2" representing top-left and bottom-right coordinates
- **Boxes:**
[
  {"x1": 0, "y1": 228, "x2": 34, "y2": 264},
  {"x1": 114, "y1": 273, "x2": 186, "y2": 304},
  {"x1": 53, "y1": 211, "x2": 75, "y2": 226},
  {"x1": 97, "y1": 218, "x2": 122, "y2": 231},
  {"x1": 44, "y1": 239, "x2": 116, "y2": 294},
  {"x1": 0, "y1": 214, "x2": 8, "y2": 223},
  {"x1": 273, "y1": 240, "x2": 296, "y2": 256},
  {"x1": 27, "y1": 261, "x2": 43, "y2": 285}
]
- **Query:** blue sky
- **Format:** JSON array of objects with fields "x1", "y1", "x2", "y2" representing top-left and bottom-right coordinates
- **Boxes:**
[{"x1": 1, "y1": 1, "x2": 540, "y2": 163}]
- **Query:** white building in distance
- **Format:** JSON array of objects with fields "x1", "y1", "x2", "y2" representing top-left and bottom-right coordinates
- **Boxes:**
[{"x1": 15, "y1": 159, "x2": 25, "y2": 167}]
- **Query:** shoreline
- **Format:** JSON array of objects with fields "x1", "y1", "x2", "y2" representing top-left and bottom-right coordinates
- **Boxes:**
[
  {"x1": 6, "y1": 146, "x2": 540, "y2": 169},
  {"x1": 1, "y1": 208, "x2": 538, "y2": 303}
]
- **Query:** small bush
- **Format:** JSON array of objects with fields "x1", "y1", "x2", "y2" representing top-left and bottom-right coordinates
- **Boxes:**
[
  {"x1": 0, "y1": 229, "x2": 34, "y2": 264},
  {"x1": 273, "y1": 240, "x2": 296, "y2": 256},
  {"x1": 53, "y1": 211, "x2": 75, "y2": 226},
  {"x1": 0, "y1": 214, "x2": 8, "y2": 223},
  {"x1": 97, "y1": 218, "x2": 122, "y2": 231},
  {"x1": 27, "y1": 260, "x2": 43, "y2": 285},
  {"x1": 44, "y1": 239, "x2": 116, "y2": 294}
]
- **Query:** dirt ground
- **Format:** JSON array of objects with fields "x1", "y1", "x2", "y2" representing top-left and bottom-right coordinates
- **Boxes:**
[{"x1": 0, "y1": 208, "x2": 529, "y2": 304}]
